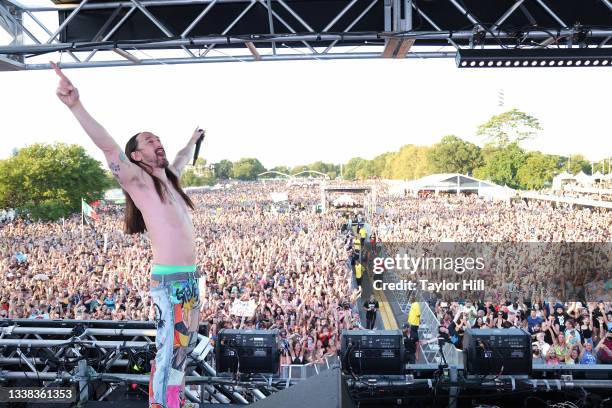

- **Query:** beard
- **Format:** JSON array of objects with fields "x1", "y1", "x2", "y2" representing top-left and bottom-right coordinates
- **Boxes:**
[
  {"x1": 155, "y1": 151, "x2": 169, "y2": 168},
  {"x1": 156, "y1": 156, "x2": 169, "y2": 167}
]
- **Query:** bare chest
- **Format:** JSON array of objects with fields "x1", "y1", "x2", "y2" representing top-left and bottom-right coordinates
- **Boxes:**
[{"x1": 129, "y1": 179, "x2": 193, "y2": 226}]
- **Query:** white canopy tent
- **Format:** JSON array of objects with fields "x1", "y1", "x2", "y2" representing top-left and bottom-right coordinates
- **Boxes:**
[
  {"x1": 405, "y1": 173, "x2": 514, "y2": 200},
  {"x1": 575, "y1": 171, "x2": 593, "y2": 185},
  {"x1": 592, "y1": 171, "x2": 605, "y2": 181},
  {"x1": 552, "y1": 171, "x2": 576, "y2": 190}
]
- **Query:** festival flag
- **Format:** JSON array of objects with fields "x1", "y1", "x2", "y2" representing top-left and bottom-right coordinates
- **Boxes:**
[{"x1": 81, "y1": 199, "x2": 100, "y2": 223}]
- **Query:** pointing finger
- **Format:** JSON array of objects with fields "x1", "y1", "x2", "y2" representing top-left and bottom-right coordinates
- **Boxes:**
[{"x1": 50, "y1": 61, "x2": 72, "y2": 83}]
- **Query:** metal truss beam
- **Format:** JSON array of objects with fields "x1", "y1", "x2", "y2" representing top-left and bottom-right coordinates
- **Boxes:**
[{"x1": 0, "y1": 0, "x2": 609, "y2": 70}]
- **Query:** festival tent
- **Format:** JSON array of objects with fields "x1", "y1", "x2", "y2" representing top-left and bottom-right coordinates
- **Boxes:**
[
  {"x1": 592, "y1": 171, "x2": 605, "y2": 182},
  {"x1": 552, "y1": 171, "x2": 575, "y2": 190},
  {"x1": 574, "y1": 171, "x2": 593, "y2": 185},
  {"x1": 405, "y1": 173, "x2": 513, "y2": 199},
  {"x1": 383, "y1": 180, "x2": 410, "y2": 197}
]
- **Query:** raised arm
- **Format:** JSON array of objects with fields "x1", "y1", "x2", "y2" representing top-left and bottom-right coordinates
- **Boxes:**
[
  {"x1": 548, "y1": 325, "x2": 559, "y2": 346},
  {"x1": 170, "y1": 127, "x2": 206, "y2": 176},
  {"x1": 594, "y1": 333, "x2": 608, "y2": 353},
  {"x1": 51, "y1": 62, "x2": 144, "y2": 187}
]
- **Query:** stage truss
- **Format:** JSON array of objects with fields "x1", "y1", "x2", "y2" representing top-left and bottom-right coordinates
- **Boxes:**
[
  {"x1": 0, "y1": 0, "x2": 610, "y2": 70},
  {"x1": 0, "y1": 319, "x2": 342, "y2": 404}
]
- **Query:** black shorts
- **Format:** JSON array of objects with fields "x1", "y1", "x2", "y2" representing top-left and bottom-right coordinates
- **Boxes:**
[
  {"x1": 410, "y1": 325, "x2": 419, "y2": 342},
  {"x1": 356, "y1": 277, "x2": 362, "y2": 287}
]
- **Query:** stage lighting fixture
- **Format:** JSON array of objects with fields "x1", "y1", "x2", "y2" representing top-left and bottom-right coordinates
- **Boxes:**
[{"x1": 456, "y1": 48, "x2": 612, "y2": 68}]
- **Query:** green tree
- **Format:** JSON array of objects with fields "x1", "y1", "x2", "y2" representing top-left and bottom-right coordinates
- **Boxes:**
[
  {"x1": 232, "y1": 158, "x2": 266, "y2": 181},
  {"x1": 291, "y1": 165, "x2": 310, "y2": 176},
  {"x1": 193, "y1": 157, "x2": 207, "y2": 172},
  {"x1": 477, "y1": 109, "x2": 542, "y2": 148},
  {"x1": 427, "y1": 135, "x2": 482, "y2": 175},
  {"x1": 342, "y1": 157, "x2": 368, "y2": 180},
  {"x1": 561, "y1": 154, "x2": 591, "y2": 175},
  {"x1": 308, "y1": 161, "x2": 328, "y2": 175},
  {"x1": 516, "y1": 151, "x2": 560, "y2": 189},
  {"x1": 213, "y1": 160, "x2": 233, "y2": 180},
  {"x1": 368, "y1": 153, "x2": 393, "y2": 178},
  {"x1": 200, "y1": 170, "x2": 216, "y2": 185},
  {"x1": 180, "y1": 169, "x2": 205, "y2": 187},
  {"x1": 267, "y1": 166, "x2": 291, "y2": 178},
  {"x1": 385, "y1": 145, "x2": 431, "y2": 180},
  {"x1": 104, "y1": 170, "x2": 121, "y2": 189},
  {"x1": 0, "y1": 143, "x2": 108, "y2": 221},
  {"x1": 473, "y1": 142, "x2": 527, "y2": 188},
  {"x1": 591, "y1": 160, "x2": 611, "y2": 175}
]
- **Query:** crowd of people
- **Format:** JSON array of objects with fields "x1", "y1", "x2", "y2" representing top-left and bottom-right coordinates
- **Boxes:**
[
  {"x1": 433, "y1": 299, "x2": 611, "y2": 365},
  {"x1": 1, "y1": 181, "x2": 611, "y2": 367},
  {"x1": 368, "y1": 193, "x2": 611, "y2": 365},
  {"x1": 0, "y1": 182, "x2": 363, "y2": 366}
]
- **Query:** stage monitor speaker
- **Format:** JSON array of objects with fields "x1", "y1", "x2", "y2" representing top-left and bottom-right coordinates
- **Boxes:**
[
  {"x1": 340, "y1": 330, "x2": 404, "y2": 375},
  {"x1": 463, "y1": 328, "x2": 532, "y2": 375},
  {"x1": 215, "y1": 329, "x2": 280, "y2": 374}
]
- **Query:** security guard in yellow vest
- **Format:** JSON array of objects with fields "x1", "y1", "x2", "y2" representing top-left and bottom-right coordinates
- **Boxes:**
[
  {"x1": 353, "y1": 236, "x2": 361, "y2": 251},
  {"x1": 407, "y1": 301, "x2": 421, "y2": 343},
  {"x1": 358, "y1": 225, "x2": 367, "y2": 250},
  {"x1": 355, "y1": 262, "x2": 363, "y2": 288}
]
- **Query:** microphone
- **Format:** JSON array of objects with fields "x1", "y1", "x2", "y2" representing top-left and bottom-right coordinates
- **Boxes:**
[{"x1": 192, "y1": 129, "x2": 205, "y2": 166}]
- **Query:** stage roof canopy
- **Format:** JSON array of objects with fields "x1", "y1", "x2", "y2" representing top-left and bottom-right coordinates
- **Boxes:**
[{"x1": 0, "y1": 0, "x2": 610, "y2": 69}]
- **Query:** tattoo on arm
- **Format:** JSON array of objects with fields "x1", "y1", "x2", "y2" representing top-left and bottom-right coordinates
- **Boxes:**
[{"x1": 110, "y1": 162, "x2": 120, "y2": 179}]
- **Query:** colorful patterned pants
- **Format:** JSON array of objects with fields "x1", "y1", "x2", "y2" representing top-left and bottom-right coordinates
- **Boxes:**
[{"x1": 149, "y1": 275, "x2": 200, "y2": 408}]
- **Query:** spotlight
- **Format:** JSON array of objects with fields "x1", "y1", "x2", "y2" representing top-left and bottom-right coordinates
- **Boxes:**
[{"x1": 456, "y1": 48, "x2": 612, "y2": 68}]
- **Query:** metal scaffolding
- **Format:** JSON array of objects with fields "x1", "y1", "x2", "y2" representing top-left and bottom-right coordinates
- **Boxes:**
[
  {"x1": 0, "y1": 319, "x2": 340, "y2": 404},
  {"x1": 0, "y1": 0, "x2": 610, "y2": 69}
]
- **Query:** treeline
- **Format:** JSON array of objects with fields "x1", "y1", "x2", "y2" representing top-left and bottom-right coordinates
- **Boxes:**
[
  {"x1": 341, "y1": 136, "x2": 598, "y2": 189},
  {"x1": 179, "y1": 158, "x2": 341, "y2": 187},
  {"x1": 1, "y1": 109, "x2": 608, "y2": 221},
  {"x1": 183, "y1": 108, "x2": 607, "y2": 190}
]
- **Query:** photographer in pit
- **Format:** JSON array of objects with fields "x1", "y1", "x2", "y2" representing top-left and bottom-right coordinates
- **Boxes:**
[{"x1": 363, "y1": 295, "x2": 379, "y2": 330}]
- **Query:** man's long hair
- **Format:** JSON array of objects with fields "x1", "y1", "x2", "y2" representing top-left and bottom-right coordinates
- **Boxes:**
[{"x1": 123, "y1": 133, "x2": 195, "y2": 234}]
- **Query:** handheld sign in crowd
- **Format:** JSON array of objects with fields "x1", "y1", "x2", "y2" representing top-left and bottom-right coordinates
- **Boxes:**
[{"x1": 230, "y1": 299, "x2": 257, "y2": 317}]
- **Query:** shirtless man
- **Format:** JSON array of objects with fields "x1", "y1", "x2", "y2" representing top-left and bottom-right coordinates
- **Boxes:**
[{"x1": 52, "y1": 62, "x2": 203, "y2": 408}]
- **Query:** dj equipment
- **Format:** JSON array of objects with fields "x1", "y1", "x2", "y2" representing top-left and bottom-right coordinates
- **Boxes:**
[
  {"x1": 215, "y1": 329, "x2": 280, "y2": 374},
  {"x1": 463, "y1": 328, "x2": 532, "y2": 375},
  {"x1": 340, "y1": 330, "x2": 404, "y2": 375}
]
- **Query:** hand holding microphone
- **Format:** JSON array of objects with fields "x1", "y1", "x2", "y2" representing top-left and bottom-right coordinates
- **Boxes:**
[{"x1": 192, "y1": 127, "x2": 206, "y2": 166}]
